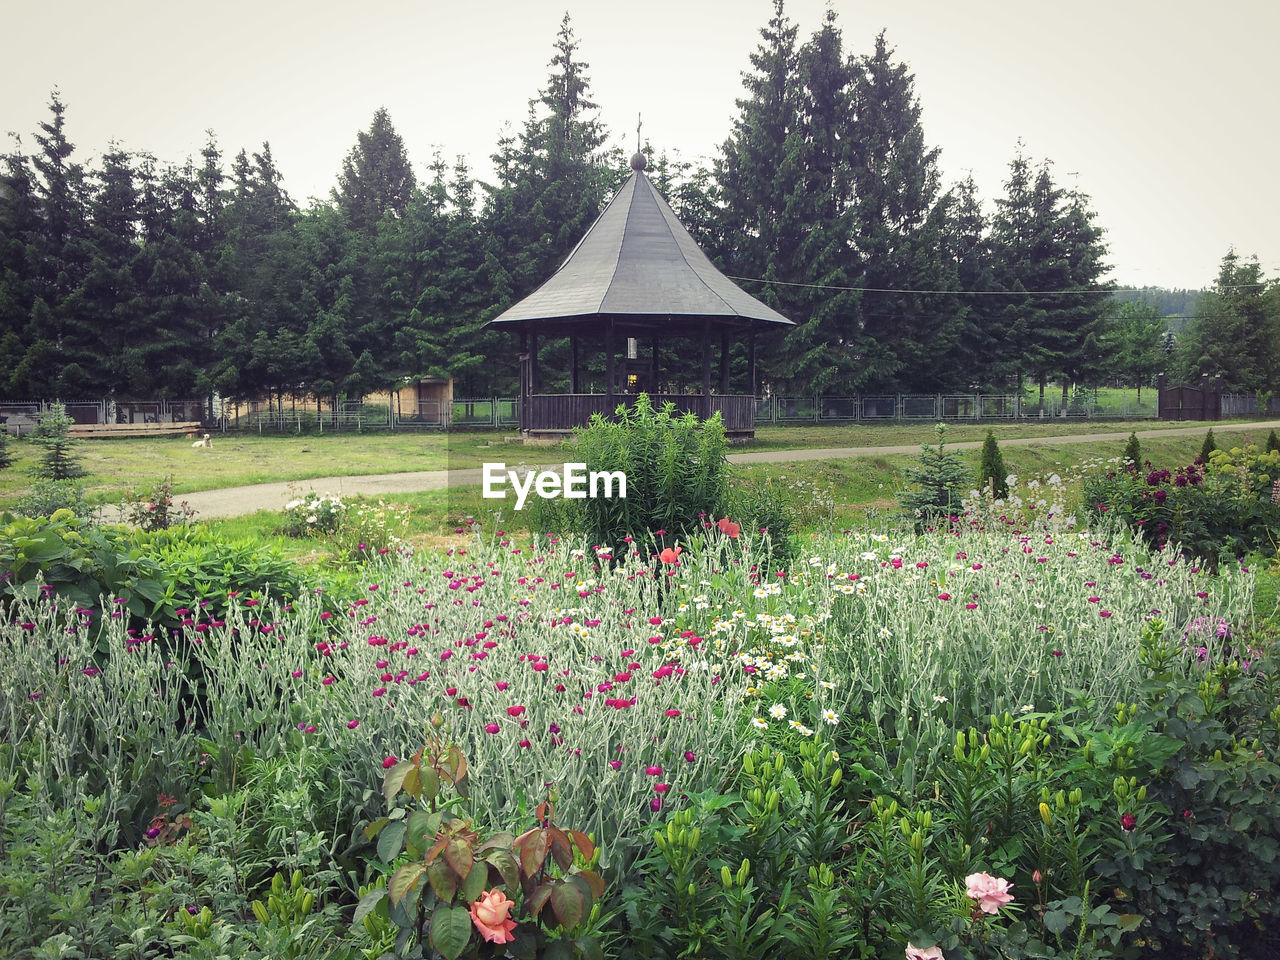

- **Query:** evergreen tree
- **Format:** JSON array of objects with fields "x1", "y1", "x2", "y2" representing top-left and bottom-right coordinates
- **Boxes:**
[
  {"x1": 0, "y1": 424, "x2": 11, "y2": 470},
  {"x1": 1123, "y1": 432, "x2": 1141, "y2": 470},
  {"x1": 899, "y1": 423, "x2": 969, "y2": 530},
  {"x1": 1100, "y1": 300, "x2": 1163, "y2": 400},
  {"x1": 334, "y1": 107, "x2": 416, "y2": 233},
  {"x1": 30, "y1": 401, "x2": 85, "y2": 480},
  {"x1": 849, "y1": 31, "x2": 956, "y2": 391},
  {"x1": 483, "y1": 13, "x2": 619, "y2": 302},
  {"x1": 1266, "y1": 430, "x2": 1278, "y2": 455},
  {"x1": 1174, "y1": 252, "x2": 1278, "y2": 391},
  {"x1": 977, "y1": 429, "x2": 1009, "y2": 498},
  {"x1": 990, "y1": 152, "x2": 1111, "y2": 408},
  {"x1": 1199, "y1": 428, "x2": 1216, "y2": 464},
  {"x1": 712, "y1": 0, "x2": 803, "y2": 390},
  {"x1": 0, "y1": 139, "x2": 40, "y2": 395}
]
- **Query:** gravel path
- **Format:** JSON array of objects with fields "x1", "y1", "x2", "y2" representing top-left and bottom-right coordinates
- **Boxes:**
[{"x1": 176, "y1": 420, "x2": 1280, "y2": 520}]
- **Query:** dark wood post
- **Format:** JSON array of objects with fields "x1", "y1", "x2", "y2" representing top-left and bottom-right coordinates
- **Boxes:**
[
  {"x1": 530, "y1": 333, "x2": 540, "y2": 395},
  {"x1": 719, "y1": 330, "x2": 730, "y2": 394},
  {"x1": 571, "y1": 335, "x2": 579, "y2": 394},
  {"x1": 605, "y1": 320, "x2": 616, "y2": 403},
  {"x1": 748, "y1": 330, "x2": 757, "y2": 397},
  {"x1": 519, "y1": 330, "x2": 529, "y2": 432},
  {"x1": 701, "y1": 319, "x2": 712, "y2": 418},
  {"x1": 651, "y1": 337, "x2": 659, "y2": 395}
]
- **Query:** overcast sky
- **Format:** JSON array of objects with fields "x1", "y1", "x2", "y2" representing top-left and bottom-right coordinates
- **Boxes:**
[{"x1": 5, "y1": 0, "x2": 1277, "y2": 290}]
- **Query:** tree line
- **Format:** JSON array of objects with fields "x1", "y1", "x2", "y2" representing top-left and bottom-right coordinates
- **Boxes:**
[{"x1": 2, "y1": 3, "x2": 1275, "y2": 408}]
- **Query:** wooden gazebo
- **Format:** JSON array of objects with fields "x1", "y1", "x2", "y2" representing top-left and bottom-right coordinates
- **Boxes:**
[{"x1": 488, "y1": 153, "x2": 794, "y2": 438}]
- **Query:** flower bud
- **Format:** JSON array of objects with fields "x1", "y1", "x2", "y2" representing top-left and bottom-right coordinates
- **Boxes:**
[{"x1": 1039, "y1": 802, "x2": 1053, "y2": 826}]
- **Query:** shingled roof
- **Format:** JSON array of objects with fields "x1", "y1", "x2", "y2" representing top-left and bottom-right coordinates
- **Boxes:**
[{"x1": 488, "y1": 154, "x2": 793, "y2": 335}]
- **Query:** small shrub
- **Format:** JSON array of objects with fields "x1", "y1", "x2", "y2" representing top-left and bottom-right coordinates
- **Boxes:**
[
  {"x1": 14, "y1": 478, "x2": 96, "y2": 520},
  {"x1": 977, "y1": 429, "x2": 1009, "y2": 499},
  {"x1": 281, "y1": 494, "x2": 346, "y2": 538},
  {"x1": 123, "y1": 476, "x2": 194, "y2": 532},
  {"x1": 1266, "y1": 429, "x2": 1279, "y2": 454},
  {"x1": 1199, "y1": 427, "x2": 1216, "y2": 464},
  {"x1": 30, "y1": 402, "x2": 86, "y2": 480},
  {"x1": 1122, "y1": 432, "x2": 1141, "y2": 471},
  {"x1": 0, "y1": 426, "x2": 12, "y2": 470},
  {"x1": 898, "y1": 423, "x2": 969, "y2": 530},
  {"x1": 541, "y1": 393, "x2": 729, "y2": 549}
]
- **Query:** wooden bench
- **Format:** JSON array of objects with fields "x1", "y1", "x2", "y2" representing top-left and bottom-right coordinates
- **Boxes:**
[{"x1": 67, "y1": 421, "x2": 205, "y2": 439}]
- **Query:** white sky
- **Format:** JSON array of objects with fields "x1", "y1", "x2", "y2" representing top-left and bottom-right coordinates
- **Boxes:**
[{"x1": 4, "y1": 0, "x2": 1278, "y2": 290}]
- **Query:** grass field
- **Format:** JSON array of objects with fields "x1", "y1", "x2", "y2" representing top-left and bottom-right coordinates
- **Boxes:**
[{"x1": 4, "y1": 416, "x2": 1265, "y2": 506}]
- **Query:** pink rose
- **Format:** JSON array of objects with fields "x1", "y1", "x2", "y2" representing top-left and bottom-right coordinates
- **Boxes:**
[
  {"x1": 965, "y1": 871, "x2": 1014, "y2": 914},
  {"x1": 469, "y1": 889, "x2": 517, "y2": 944},
  {"x1": 906, "y1": 945, "x2": 945, "y2": 960}
]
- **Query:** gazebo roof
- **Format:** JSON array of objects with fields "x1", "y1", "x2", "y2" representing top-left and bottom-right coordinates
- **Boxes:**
[{"x1": 488, "y1": 155, "x2": 793, "y2": 337}]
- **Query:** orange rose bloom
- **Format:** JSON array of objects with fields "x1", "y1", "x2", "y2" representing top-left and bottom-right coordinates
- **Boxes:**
[{"x1": 469, "y1": 889, "x2": 517, "y2": 944}]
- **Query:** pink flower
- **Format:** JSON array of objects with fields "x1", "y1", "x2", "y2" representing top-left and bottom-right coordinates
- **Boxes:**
[
  {"x1": 507, "y1": 705, "x2": 526, "y2": 717},
  {"x1": 484, "y1": 723, "x2": 500, "y2": 734},
  {"x1": 347, "y1": 720, "x2": 359, "y2": 729},
  {"x1": 469, "y1": 889, "x2": 517, "y2": 944},
  {"x1": 906, "y1": 945, "x2": 945, "y2": 960},
  {"x1": 965, "y1": 872, "x2": 1014, "y2": 914},
  {"x1": 645, "y1": 766, "x2": 663, "y2": 776}
]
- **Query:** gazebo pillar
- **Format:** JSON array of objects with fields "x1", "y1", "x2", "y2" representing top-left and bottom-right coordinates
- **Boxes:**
[
  {"x1": 651, "y1": 337, "x2": 660, "y2": 393},
  {"x1": 605, "y1": 320, "x2": 616, "y2": 403},
  {"x1": 748, "y1": 331, "x2": 757, "y2": 397},
  {"x1": 530, "y1": 333, "x2": 540, "y2": 394},
  {"x1": 570, "y1": 335, "x2": 579, "y2": 393},
  {"x1": 700, "y1": 320, "x2": 712, "y2": 416},
  {"x1": 719, "y1": 331, "x2": 730, "y2": 394}
]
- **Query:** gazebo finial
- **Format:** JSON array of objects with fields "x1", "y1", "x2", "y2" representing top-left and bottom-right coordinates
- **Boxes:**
[{"x1": 631, "y1": 113, "x2": 646, "y2": 172}]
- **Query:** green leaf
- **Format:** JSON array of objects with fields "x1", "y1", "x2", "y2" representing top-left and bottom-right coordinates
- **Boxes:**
[
  {"x1": 486, "y1": 849, "x2": 520, "y2": 890},
  {"x1": 382, "y1": 760, "x2": 415, "y2": 806},
  {"x1": 460, "y1": 854, "x2": 487, "y2": 904},
  {"x1": 1043, "y1": 909, "x2": 1071, "y2": 935},
  {"x1": 388, "y1": 863, "x2": 426, "y2": 909},
  {"x1": 428, "y1": 859, "x2": 459, "y2": 903},
  {"x1": 550, "y1": 881, "x2": 586, "y2": 930},
  {"x1": 445, "y1": 837, "x2": 474, "y2": 879},
  {"x1": 1117, "y1": 913, "x2": 1144, "y2": 933},
  {"x1": 353, "y1": 887, "x2": 387, "y2": 924},
  {"x1": 429, "y1": 904, "x2": 473, "y2": 960},
  {"x1": 377, "y1": 820, "x2": 407, "y2": 864},
  {"x1": 574, "y1": 935, "x2": 605, "y2": 960}
]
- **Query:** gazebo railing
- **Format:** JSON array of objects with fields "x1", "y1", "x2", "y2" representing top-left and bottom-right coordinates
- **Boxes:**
[{"x1": 524, "y1": 394, "x2": 756, "y2": 433}]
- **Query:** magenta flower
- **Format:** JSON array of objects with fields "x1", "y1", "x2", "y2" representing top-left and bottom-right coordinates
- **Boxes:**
[{"x1": 484, "y1": 723, "x2": 500, "y2": 734}]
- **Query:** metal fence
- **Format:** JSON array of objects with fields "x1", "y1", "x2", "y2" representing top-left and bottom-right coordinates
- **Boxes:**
[{"x1": 1, "y1": 390, "x2": 1233, "y2": 436}]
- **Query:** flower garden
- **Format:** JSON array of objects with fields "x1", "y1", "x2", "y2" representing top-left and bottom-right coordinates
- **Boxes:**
[{"x1": 2, "y1": 423, "x2": 1279, "y2": 959}]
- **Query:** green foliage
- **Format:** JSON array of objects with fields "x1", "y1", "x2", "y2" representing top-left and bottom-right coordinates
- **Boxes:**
[
  {"x1": 540, "y1": 394, "x2": 729, "y2": 549},
  {"x1": 29, "y1": 402, "x2": 85, "y2": 480},
  {"x1": 1082, "y1": 442, "x2": 1280, "y2": 564},
  {"x1": 0, "y1": 428, "x2": 11, "y2": 471},
  {"x1": 0, "y1": 511, "x2": 314, "y2": 640},
  {"x1": 123, "y1": 475, "x2": 195, "y2": 532},
  {"x1": 363, "y1": 735, "x2": 609, "y2": 960},
  {"x1": 977, "y1": 429, "x2": 1009, "y2": 499},
  {"x1": 1199, "y1": 427, "x2": 1216, "y2": 463},
  {"x1": 1122, "y1": 432, "x2": 1141, "y2": 470},
  {"x1": 1269, "y1": 429, "x2": 1280, "y2": 455},
  {"x1": 898, "y1": 423, "x2": 970, "y2": 529},
  {"x1": 14, "y1": 478, "x2": 95, "y2": 520}
]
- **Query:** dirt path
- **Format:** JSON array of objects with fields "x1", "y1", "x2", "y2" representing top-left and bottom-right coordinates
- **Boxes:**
[{"x1": 176, "y1": 420, "x2": 1280, "y2": 520}]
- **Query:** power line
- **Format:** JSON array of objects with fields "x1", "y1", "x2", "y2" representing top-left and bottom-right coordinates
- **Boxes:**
[{"x1": 726, "y1": 275, "x2": 1268, "y2": 296}]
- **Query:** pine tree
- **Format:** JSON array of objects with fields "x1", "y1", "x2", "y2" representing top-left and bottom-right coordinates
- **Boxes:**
[
  {"x1": 0, "y1": 426, "x2": 12, "y2": 470},
  {"x1": 977, "y1": 430, "x2": 1009, "y2": 498},
  {"x1": 30, "y1": 401, "x2": 85, "y2": 480},
  {"x1": 899, "y1": 423, "x2": 969, "y2": 530},
  {"x1": 1199, "y1": 429, "x2": 1216, "y2": 464},
  {"x1": 941, "y1": 175, "x2": 999, "y2": 389},
  {"x1": 1266, "y1": 430, "x2": 1279, "y2": 455},
  {"x1": 1174, "y1": 252, "x2": 1277, "y2": 391},
  {"x1": 334, "y1": 107, "x2": 416, "y2": 234},
  {"x1": 1123, "y1": 432, "x2": 1141, "y2": 471},
  {"x1": 849, "y1": 32, "x2": 956, "y2": 391}
]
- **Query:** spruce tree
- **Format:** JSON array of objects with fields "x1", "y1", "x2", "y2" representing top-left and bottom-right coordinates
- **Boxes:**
[
  {"x1": 1123, "y1": 432, "x2": 1141, "y2": 471},
  {"x1": 1266, "y1": 430, "x2": 1279, "y2": 455},
  {"x1": 1199, "y1": 428, "x2": 1216, "y2": 464},
  {"x1": 977, "y1": 429, "x2": 1009, "y2": 498},
  {"x1": 0, "y1": 425, "x2": 12, "y2": 471},
  {"x1": 899, "y1": 423, "x2": 970, "y2": 530},
  {"x1": 334, "y1": 107, "x2": 416, "y2": 234},
  {"x1": 30, "y1": 402, "x2": 85, "y2": 480}
]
